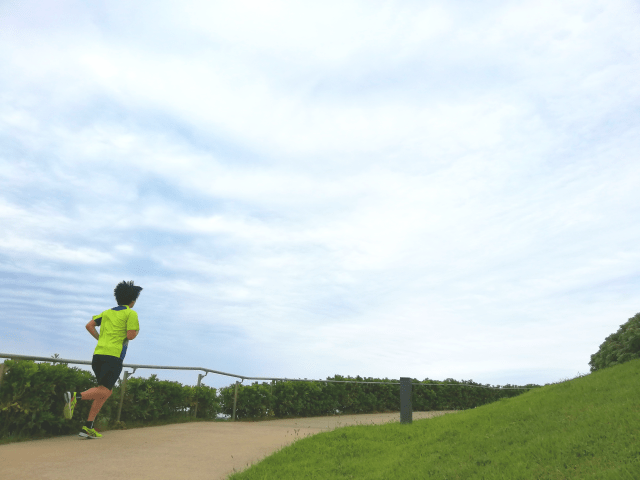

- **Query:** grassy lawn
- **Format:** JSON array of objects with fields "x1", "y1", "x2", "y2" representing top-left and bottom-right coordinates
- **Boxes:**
[{"x1": 226, "y1": 359, "x2": 640, "y2": 479}]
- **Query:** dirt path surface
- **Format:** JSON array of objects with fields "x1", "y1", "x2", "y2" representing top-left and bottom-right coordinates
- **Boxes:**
[{"x1": 1, "y1": 410, "x2": 459, "y2": 479}]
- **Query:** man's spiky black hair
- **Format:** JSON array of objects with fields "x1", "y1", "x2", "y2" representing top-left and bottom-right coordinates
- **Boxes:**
[{"x1": 114, "y1": 280, "x2": 143, "y2": 306}]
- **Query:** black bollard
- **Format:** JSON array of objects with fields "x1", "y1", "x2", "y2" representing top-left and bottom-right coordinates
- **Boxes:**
[{"x1": 400, "y1": 377, "x2": 412, "y2": 424}]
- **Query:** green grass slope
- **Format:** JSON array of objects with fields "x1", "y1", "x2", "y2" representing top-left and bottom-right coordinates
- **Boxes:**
[{"x1": 228, "y1": 359, "x2": 640, "y2": 479}]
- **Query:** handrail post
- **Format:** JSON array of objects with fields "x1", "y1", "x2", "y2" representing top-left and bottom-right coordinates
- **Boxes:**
[
  {"x1": 116, "y1": 371, "x2": 132, "y2": 423},
  {"x1": 232, "y1": 381, "x2": 239, "y2": 421},
  {"x1": 270, "y1": 380, "x2": 274, "y2": 417},
  {"x1": 194, "y1": 373, "x2": 203, "y2": 418},
  {"x1": 0, "y1": 361, "x2": 7, "y2": 393}
]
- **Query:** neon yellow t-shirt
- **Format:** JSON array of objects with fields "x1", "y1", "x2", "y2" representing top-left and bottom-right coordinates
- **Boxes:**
[{"x1": 92, "y1": 305, "x2": 140, "y2": 361}]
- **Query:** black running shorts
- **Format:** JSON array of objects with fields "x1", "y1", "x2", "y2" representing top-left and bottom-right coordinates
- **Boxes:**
[{"x1": 92, "y1": 354, "x2": 123, "y2": 390}]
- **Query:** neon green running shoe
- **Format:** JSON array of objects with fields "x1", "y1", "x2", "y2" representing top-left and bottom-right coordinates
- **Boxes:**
[
  {"x1": 79, "y1": 426, "x2": 103, "y2": 439},
  {"x1": 63, "y1": 392, "x2": 77, "y2": 420}
]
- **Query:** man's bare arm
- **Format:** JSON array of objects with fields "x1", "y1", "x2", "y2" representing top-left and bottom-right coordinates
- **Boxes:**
[{"x1": 86, "y1": 320, "x2": 100, "y2": 341}]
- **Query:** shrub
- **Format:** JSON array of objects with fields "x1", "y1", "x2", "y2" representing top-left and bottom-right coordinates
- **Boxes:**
[{"x1": 589, "y1": 312, "x2": 640, "y2": 372}]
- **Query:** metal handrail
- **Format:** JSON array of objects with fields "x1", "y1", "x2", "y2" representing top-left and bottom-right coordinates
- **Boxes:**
[{"x1": 0, "y1": 353, "x2": 537, "y2": 424}]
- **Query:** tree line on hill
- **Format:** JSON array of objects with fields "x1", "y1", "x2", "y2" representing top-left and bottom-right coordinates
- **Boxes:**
[{"x1": 589, "y1": 311, "x2": 640, "y2": 372}]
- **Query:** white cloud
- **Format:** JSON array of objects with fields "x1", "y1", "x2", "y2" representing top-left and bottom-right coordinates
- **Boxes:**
[{"x1": 0, "y1": 235, "x2": 114, "y2": 265}]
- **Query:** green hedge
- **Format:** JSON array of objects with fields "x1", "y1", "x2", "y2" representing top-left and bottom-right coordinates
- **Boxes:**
[{"x1": 0, "y1": 360, "x2": 538, "y2": 440}]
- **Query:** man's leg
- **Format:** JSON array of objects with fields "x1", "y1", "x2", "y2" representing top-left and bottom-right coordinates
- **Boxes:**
[
  {"x1": 80, "y1": 385, "x2": 112, "y2": 422},
  {"x1": 85, "y1": 354, "x2": 121, "y2": 427}
]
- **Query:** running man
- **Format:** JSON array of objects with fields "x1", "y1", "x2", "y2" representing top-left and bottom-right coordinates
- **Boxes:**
[{"x1": 63, "y1": 280, "x2": 142, "y2": 438}]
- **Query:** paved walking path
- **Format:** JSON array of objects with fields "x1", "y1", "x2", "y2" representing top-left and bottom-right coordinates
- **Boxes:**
[{"x1": 0, "y1": 410, "x2": 459, "y2": 479}]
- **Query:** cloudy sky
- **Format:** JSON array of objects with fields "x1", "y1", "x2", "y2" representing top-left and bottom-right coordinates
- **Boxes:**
[{"x1": 1, "y1": 0, "x2": 639, "y2": 401}]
